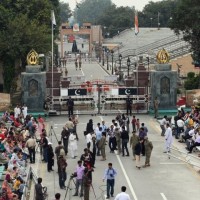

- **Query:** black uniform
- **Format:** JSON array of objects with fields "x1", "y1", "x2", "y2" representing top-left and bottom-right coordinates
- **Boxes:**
[
  {"x1": 126, "y1": 97, "x2": 132, "y2": 115},
  {"x1": 66, "y1": 98, "x2": 74, "y2": 117}
]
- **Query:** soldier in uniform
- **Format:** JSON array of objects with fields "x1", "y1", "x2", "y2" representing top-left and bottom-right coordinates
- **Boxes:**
[
  {"x1": 126, "y1": 95, "x2": 132, "y2": 115},
  {"x1": 114, "y1": 127, "x2": 121, "y2": 155},
  {"x1": 130, "y1": 131, "x2": 139, "y2": 160},
  {"x1": 75, "y1": 58, "x2": 78, "y2": 70},
  {"x1": 143, "y1": 136, "x2": 153, "y2": 167},
  {"x1": 153, "y1": 97, "x2": 159, "y2": 118},
  {"x1": 98, "y1": 132, "x2": 106, "y2": 161}
]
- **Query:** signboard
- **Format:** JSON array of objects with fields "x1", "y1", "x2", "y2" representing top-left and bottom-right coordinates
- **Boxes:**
[
  {"x1": 68, "y1": 89, "x2": 87, "y2": 96},
  {"x1": 0, "y1": 93, "x2": 10, "y2": 111},
  {"x1": 118, "y1": 88, "x2": 137, "y2": 95}
]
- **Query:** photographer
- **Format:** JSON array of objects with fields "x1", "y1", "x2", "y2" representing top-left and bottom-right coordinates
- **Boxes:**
[
  {"x1": 57, "y1": 151, "x2": 67, "y2": 189},
  {"x1": 73, "y1": 160, "x2": 85, "y2": 197},
  {"x1": 80, "y1": 148, "x2": 93, "y2": 181},
  {"x1": 82, "y1": 168, "x2": 92, "y2": 200},
  {"x1": 103, "y1": 163, "x2": 117, "y2": 199}
]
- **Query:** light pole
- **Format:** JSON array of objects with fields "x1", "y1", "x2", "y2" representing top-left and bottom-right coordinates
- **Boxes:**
[
  {"x1": 106, "y1": 49, "x2": 109, "y2": 70},
  {"x1": 150, "y1": 18, "x2": 153, "y2": 27},
  {"x1": 119, "y1": 54, "x2": 122, "y2": 80},
  {"x1": 102, "y1": 47, "x2": 105, "y2": 66},
  {"x1": 111, "y1": 50, "x2": 114, "y2": 74},
  {"x1": 158, "y1": 12, "x2": 160, "y2": 30},
  {"x1": 127, "y1": 57, "x2": 130, "y2": 77}
]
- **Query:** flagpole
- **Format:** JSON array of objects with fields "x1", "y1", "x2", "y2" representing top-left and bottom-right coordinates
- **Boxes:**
[{"x1": 51, "y1": 10, "x2": 54, "y2": 108}]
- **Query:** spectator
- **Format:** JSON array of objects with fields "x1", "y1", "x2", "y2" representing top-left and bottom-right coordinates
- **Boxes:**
[{"x1": 114, "y1": 186, "x2": 130, "y2": 200}]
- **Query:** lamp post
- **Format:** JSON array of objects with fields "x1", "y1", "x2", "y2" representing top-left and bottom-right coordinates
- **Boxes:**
[
  {"x1": 127, "y1": 57, "x2": 130, "y2": 77},
  {"x1": 106, "y1": 49, "x2": 109, "y2": 70},
  {"x1": 102, "y1": 47, "x2": 105, "y2": 66},
  {"x1": 150, "y1": 18, "x2": 153, "y2": 27},
  {"x1": 158, "y1": 12, "x2": 160, "y2": 30},
  {"x1": 119, "y1": 54, "x2": 122, "y2": 80},
  {"x1": 111, "y1": 50, "x2": 114, "y2": 74}
]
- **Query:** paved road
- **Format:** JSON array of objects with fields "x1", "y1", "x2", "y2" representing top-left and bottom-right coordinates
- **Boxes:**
[
  {"x1": 31, "y1": 114, "x2": 200, "y2": 200},
  {"x1": 30, "y1": 61, "x2": 200, "y2": 200}
]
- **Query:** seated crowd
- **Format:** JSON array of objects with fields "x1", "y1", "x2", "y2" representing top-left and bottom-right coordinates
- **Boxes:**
[
  {"x1": 0, "y1": 108, "x2": 45, "y2": 200},
  {"x1": 173, "y1": 106, "x2": 200, "y2": 155}
]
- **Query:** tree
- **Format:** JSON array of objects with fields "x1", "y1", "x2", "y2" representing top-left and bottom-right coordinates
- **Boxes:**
[
  {"x1": 98, "y1": 5, "x2": 134, "y2": 37},
  {"x1": 75, "y1": 0, "x2": 112, "y2": 25},
  {"x1": 0, "y1": 0, "x2": 60, "y2": 92},
  {"x1": 59, "y1": 1, "x2": 72, "y2": 23},
  {"x1": 184, "y1": 72, "x2": 200, "y2": 90},
  {"x1": 141, "y1": 0, "x2": 177, "y2": 27},
  {"x1": 170, "y1": 0, "x2": 200, "y2": 66}
]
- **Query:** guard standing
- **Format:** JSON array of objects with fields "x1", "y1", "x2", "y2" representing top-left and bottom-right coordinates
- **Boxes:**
[
  {"x1": 126, "y1": 95, "x2": 132, "y2": 115},
  {"x1": 66, "y1": 97, "x2": 74, "y2": 117},
  {"x1": 153, "y1": 97, "x2": 159, "y2": 118},
  {"x1": 143, "y1": 136, "x2": 153, "y2": 167}
]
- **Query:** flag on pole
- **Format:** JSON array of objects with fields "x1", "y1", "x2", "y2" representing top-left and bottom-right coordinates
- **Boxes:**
[
  {"x1": 51, "y1": 10, "x2": 56, "y2": 26},
  {"x1": 134, "y1": 11, "x2": 139, "y2": 35}
]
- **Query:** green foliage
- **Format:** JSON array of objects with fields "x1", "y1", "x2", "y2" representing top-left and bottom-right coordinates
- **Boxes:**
[
  {"x1": 59, "y1": 1, "x2": 72, "y2": 23},
  {"x1": 170, "y1": 0, "x2": 200, "y2": 64},
  {"x1": 0, "y1": 0, "x2": 60, "y2": 92},
  {"x1": 2, "y1": 58, "x2": 15, "y2": 93},
  {"x1": 76, "y1": 0, "x2": 112, "y2": 25},
  {"x1": 140, "y1": 0, "x2": 177, "y2": 27},
  {"x1": 184, "y1": 73, "x2": 200, "y2": 90}
]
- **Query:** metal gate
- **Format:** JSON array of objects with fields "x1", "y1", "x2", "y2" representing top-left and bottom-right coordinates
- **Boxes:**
[{"x1": 48, "y1": 83, "x2": 150, "y2": 115}]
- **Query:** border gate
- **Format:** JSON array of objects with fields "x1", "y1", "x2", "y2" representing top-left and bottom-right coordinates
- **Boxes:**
[{"x1": 48, "y1": 81, "x2": 149, "y2": 115}]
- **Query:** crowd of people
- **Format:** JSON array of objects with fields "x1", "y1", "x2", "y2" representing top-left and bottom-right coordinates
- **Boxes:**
[
  {"x1": 0, "y1": 104, "x2": 46, "y2": 200},
  {"x1": 44, "y1": 112, "x2": 153, "y2": 200},
  {"x1": 160, "y1": 106, "x2": 200, "y2": 155},
  {"x1": 2, "y1": 104, "x2": 200, "y2": 200}
]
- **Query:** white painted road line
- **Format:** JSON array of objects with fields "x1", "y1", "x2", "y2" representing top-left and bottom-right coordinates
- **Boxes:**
[
  {"x1": 160, "y1": 163, "x2": 186, "y2": 165},
  {"x1": 115, "y1": 151, "x2": 138, "y2": 200},
  {"x1": 160, "y1": 193, "x2": 168, "y2": 200}
]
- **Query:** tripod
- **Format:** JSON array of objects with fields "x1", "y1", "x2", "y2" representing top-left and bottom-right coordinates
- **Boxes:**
[
  {"x1": 48, "y1": 125, "x2": 58, "y2": 143},
  {"x1": 64, "y1": 176, "x2": 77, "y2": 200}
]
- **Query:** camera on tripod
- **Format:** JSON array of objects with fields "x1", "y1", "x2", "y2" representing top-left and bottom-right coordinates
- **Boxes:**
[{"x1": 70, "y1": 172, "x2": 77, "y2": 179}]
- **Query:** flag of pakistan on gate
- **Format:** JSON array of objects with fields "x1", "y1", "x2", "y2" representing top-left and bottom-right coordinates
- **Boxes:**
[
  {"x1": 118, "y1": 88, "x2": 137, "y2": 95},
  {"x1": 68, "y1": 89, "x2": 87, "y2": 96}
]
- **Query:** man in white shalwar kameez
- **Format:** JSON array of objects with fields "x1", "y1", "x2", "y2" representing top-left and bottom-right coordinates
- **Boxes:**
[
  {"x1": 164, "y1": 123, "x2": 173, "y2": 153},
  {"x1": 14, "y1": 105, "x2": 21, "y2": 119},
  {"x1": 69, "y1": 132, "x2": 78, "y2": 159},
  {"x1": 22, "y1": 104, "x2": 28, "y2": 119}
]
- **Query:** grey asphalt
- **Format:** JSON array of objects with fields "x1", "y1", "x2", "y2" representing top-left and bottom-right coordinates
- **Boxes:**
[
  {"x1": 30, "y1": 114, "x2": 200, "y2": 200},
  {"x1": 30, "y1": 61, "x2": 200, "y2": 200}
]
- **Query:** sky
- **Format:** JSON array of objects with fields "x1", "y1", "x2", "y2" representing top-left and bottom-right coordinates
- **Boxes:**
[{"x1": 65, "y1": 0, "x2": 161, "y2": 11}]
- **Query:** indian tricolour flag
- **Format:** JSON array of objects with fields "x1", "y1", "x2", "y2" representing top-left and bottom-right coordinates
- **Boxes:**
[{"x1": 134, "y1": 11, "x2": 139, "y2": 35}]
